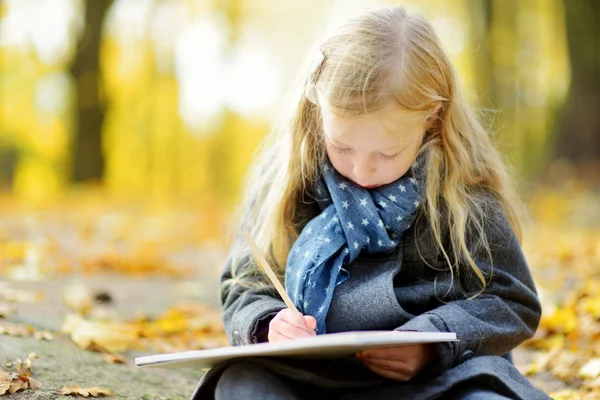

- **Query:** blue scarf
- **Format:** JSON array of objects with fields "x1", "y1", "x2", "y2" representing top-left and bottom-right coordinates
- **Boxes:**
[{"x1": 285, "y1": 157, "x2": 424, "y2": 334}]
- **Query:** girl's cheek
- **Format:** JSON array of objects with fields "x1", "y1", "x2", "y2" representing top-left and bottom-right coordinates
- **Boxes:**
[{"x1": 327, "y1": 153, "x2": 347, "y2": 174}]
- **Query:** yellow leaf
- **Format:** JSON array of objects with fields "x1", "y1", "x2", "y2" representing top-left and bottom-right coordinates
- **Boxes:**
[
  {"x1": 582, "y1": 376, "x2": 600, "y2": 390},
  {"x1": 0, "y1": 369, "x2": 10, "y2": 382},
  {"x1": 62, "y1": 284, "x2": 94, "y2": 315},
  {"x1": 540, "y1": 307, "x2": 578, "y2": 333},
  {"x1": 0, "y1": 322, "x2": 33, "y2": 337},
  {"x1": 0, "y1": 303, "x2": 15, "y2": 319},
  {"x1": 0, "y1": 241, "x2": 28, "y2": 261},
  {"x1": 9, "y1": 379, "x2": 28, "y2": 394},
  {"x1": 61, "y1": 385, "x2": 113, "y2": 397},
  {"x1": 582, "y1": 297, "x2": 600, "y2": 319},
  {"x1": 23, "y1": 376, "x2": 42, "y2": 390},
  {"x1": 33, "y1": 330, "x2": 54, "y2": 341},
  {"x1": 549, "y1": 389, "x2": 584, "y2": 400},
  {"x1": 100, "y1": 354, "x2": 125, "y2": 364},
  {"x1": 62, "y1": 314, "x2": 138, "y2": 354},
  {"x1": 2, "y1": 288, "x2": 43, "y2": 304},
  {"x1": 525, "y1": 333, "x2": 564, "y2": 351},
  {"x1": 580, "y1": 358, "x2": 600, "y2": 379}
]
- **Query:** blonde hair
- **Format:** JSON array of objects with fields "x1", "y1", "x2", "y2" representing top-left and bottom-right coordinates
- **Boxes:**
[{"x1": 226, "y1": 6, "x2": 528, "y2": 295}]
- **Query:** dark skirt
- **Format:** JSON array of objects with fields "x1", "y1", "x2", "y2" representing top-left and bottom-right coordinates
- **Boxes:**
[{"x1": 189, "y1": 355, "x2": 550, "y2": 400}]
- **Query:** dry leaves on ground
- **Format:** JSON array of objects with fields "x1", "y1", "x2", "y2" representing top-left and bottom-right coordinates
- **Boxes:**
[
  {"x1": 523, "y1": 281, "x2": 600, "y2": 398},
  {"x1": 62, "y1": 314, "x2": 140, "y2": 354},
  {"x1": 521, "y1": 185, "x2": 600, "y2": 399},
  {"x1": 0, "y1": 353, "x2": 42, "y2": 396},
  {"x1": 0, "y1": 303, "x2": 15, "y2": 319},
  {"x1": 60, "y1": 385, "x2": 113, "y2": 397},
  {"x1": 0, "y1": 204, "x2": 213, "y2": 279},
  {"x1": 0, "y1": 321, "x2": 54, "y2": 340},
  {"x1": 62, "y1": 284, "x2": 95, "y2": 315},
  {"x1": 61, "y1": 300, "x2": 227, "y2": 354}
]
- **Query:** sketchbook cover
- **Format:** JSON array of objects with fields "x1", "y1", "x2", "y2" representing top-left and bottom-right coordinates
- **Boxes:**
[{"x1": 135, "y1": 330, "x2": 457, "y2": 369}]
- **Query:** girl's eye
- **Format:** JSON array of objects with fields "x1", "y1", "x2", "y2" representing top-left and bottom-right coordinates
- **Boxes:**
[
  {"x1": 331, "y1": 144, "x2": 352, "y2": 154},
  {"x1": 380, "y1": 153, "x2": 400, "y2": 161}
]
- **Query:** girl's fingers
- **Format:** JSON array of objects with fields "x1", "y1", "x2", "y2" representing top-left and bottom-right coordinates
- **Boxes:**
[
  {"x1": 303, "y1": 315, "x2": 317, "y2": 330},
  {"x1": 362, "y1": 362, "x2": 411, "y2": 382},
  {"x1": 267, "y1": 329, "x2": 294, "y2": 343},
  {"x1": 360, "y1": 357, "x2": 406, "y2": 372},
  {"x1": 359, "y1": 358, "x2": 416, "y2": 380},
  {"x1": 274, "y1": 319, "x2": 316, "y2": 339},
  {"x1": 279, "y1": 309, "x2": 315, "y2": 333},
  {"x1": 268, "y1": 309, "x2": 317, "y2": 342}
]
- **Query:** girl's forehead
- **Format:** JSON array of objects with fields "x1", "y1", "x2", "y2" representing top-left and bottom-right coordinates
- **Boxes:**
[{"x1": 321, "y1": 104, "x2": 426, "y2": 145}]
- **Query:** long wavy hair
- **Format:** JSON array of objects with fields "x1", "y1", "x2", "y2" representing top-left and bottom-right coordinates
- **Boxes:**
[{"x1": 224, "y1": 6, "x2": 528, "y2": 295}]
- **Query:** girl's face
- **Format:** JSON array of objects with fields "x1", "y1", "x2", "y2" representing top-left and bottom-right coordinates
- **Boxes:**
[{"x1": 321, "y1": 104, "x2": 429, "y2": 189}]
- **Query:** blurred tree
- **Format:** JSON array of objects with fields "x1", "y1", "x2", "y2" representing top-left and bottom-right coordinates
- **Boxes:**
[
  {"x1": 467, "y1": 0, "x2": 492, "y2": 103},
  {"x1": 0, "y1": 142, "x2": 18, "y2": 189},
  {"x1": 553, "y1": 0, "x2": 600, "y2": 168},
  {"x1": 0, "y1": 7, "x2": 18, "y2": 191},
  {"x1": 69, "y1": 0, "x2": 114, "y2": 183},
  {"x1": 468, "y1": 0, "x2": 525, "y2": 168},
  {"x1": 209, "y1": 0, "x2": 243, "y2": 201}
]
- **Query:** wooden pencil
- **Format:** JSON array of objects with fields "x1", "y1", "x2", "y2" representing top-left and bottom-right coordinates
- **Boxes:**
[{"x1": 241, "y1": 231, "x2": 298, "y2": 312}]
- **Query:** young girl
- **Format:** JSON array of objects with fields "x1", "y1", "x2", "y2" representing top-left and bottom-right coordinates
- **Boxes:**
[{"x1": 191, "y1": 6, "x2": 550, "y2": 400}]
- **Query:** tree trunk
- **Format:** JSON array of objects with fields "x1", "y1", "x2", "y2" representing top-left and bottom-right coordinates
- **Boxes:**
[
  {"x1": 69, "y1": 0, "x2": 113, "y2": 183},
  {"x1": 553, "y1": 0, "x2": 600, "y2": 168}
]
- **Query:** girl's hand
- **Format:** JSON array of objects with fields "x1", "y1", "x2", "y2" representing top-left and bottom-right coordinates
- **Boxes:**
[
  {"x1": 355, "y1": 344, "x2": 438, "y2": 381},
  {"x1": 268, "y1": 308, "x2": 317, "y2": 342}
]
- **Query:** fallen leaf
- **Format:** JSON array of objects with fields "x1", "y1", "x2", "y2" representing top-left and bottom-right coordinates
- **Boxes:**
[
  {"x1": 0, "y1": 303, "x2": 15, "y2": 319},
  {"x1": 88, "y1": 306, "x2": 120, "y2": 322},
  {"x1": 540, "y1": 307, "x2": 578, "y2": 334},
  {"x1": 582, "y1": 375, "x2": 600, "y2": 390},
  {"x1": 1, "y1": 288, "x2": 43, "y2": 304},
  {"x1": 0, "y1": 356, "x2": 44, "y2": 396},
  {"x1": 18, "y1": 375, "x2": 42, "y2": 390},
  {"x1": 0, "y1": 322, "x2": 33, "y2": 337},
  {"x1": 8, "y1": 379, "x2": 28, "y2": 394},
  {"x1": 0, "y1": 241, "x2": 28, "y2": 261},
  {"x1": 16, "y1": 359, "x2": 27, "y2": 377},
  {"x1": 61, "y1": 385, "x2": 113, "y2": 397},
  {"x1": 100, "y1": 354, "x2": 125, "y2": 364},
  {"x1": 0, "y1": 369, "x2": 10, "y2": 381},
  {"x1": 62, "y1": 314, "x2": 138, "y2": 354},
  {"x1": 34, "y1": 330, "x2": 54, "y2": 340},
  {"x1": 549, "y1": 389, "x2": 579, "y2": 400},
  {"x1": 62, "y1": 285, "x2": 94, "y2": 315},
  {"x1": 580, "y1": 358, "x2": 600, "y2": 379},
  {"x1": 15, "y1": 353, "x2": 38, "y2": 377}
]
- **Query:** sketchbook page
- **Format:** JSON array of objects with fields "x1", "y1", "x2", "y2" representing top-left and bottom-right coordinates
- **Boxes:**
[{"x1": 135, "y1": 330, "x2": 457, "y2": 370}]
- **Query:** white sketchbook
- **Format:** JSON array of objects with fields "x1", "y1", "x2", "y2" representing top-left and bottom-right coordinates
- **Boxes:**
[{"x1": 135, "y1": 330, "x2": 457, "y2": 370}]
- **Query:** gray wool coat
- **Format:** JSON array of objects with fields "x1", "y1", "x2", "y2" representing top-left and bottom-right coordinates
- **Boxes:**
[{"x1": 190, "y1": 194, "x2": 551, "y2": 400}]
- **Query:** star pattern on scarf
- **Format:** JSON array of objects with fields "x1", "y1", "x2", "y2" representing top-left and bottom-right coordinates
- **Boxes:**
[{"x1": 284, "y1": 157, "x2": 424, "y2": 334}]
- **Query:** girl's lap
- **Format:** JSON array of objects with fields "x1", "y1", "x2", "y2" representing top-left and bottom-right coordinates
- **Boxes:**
[
  {"x1": 214, "y1": 361, "x2": 339, "y2": 400},
  {"x1": 211, "y1": 360, "x2": 514, "y2": 400},
  {"x1": 448, "y1": 383, "x2": 513, "y2": 400}
]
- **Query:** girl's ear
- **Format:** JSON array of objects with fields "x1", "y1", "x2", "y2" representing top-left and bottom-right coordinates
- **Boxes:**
[
  {"x1": 427, "y1": 104, "x2": 442, "y2": 121},
  {"x1": 425, "y1": 104, "x2": 443, "y2": 129}
]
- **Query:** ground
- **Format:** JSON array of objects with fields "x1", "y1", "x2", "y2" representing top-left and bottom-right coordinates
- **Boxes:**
[
  {"x1": 3, "y1": 185, "x2": 599, "y2": 399},
  {"x1": 1, "y1": 273, "x2": 564, "y2": 399},
  {"x1": 1, "y1": 274, "x2": 220, "y2": 400}
]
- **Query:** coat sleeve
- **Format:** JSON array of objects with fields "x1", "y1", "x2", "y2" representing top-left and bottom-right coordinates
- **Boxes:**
[
  {"x1": 396, "y1": 198, "x2": 542, "y2": 371},
  {"x1": 219, "y1": 234, "x2": 287, "y2": 346}
]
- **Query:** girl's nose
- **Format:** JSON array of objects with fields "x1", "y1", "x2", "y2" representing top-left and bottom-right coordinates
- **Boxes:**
[{"x1": 353, "y1": 156, "x2": 376, "y2": 185}]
